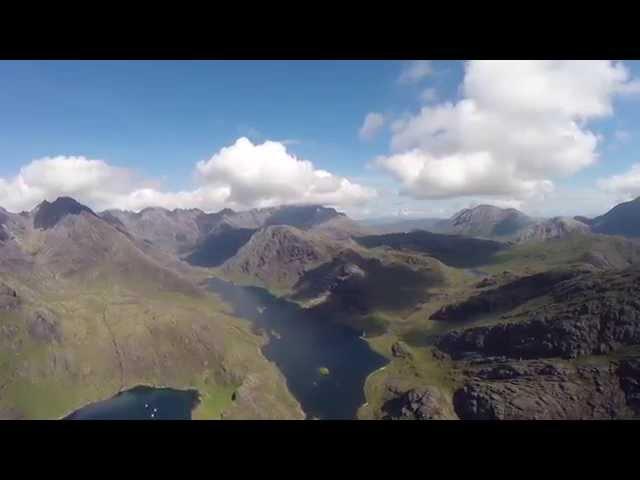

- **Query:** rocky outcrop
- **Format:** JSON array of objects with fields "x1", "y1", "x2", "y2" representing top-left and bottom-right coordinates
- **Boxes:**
[
  {"x1": 453, "y1": 360, "x2": 634, "y2": 420},
  {"x1": 428, "y1": 267, "x2": 640, "y2": 419},
  {"x1": 382, "y1": 385, "x2": 457, "y2": 420},
  {"x1": 391, "y1": 341, "x2": 413, "y2": 359},
  {"x1": 431, "y1": 269, "x2": 582, "y2": 323},
  {"x1": 438, "y1": 305, "x2": 640, "y2": 361},
  {"x1": 0, "y1": 283, "x2": 19, "y2": 311},
  {"x1": 28, "y1": 311, "x2": 62, "y2": 343}
]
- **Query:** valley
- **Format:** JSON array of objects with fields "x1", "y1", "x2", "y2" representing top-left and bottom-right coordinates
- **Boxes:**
[{"x1": 2, "y1": 197, "x2": 640, "y2": 420}]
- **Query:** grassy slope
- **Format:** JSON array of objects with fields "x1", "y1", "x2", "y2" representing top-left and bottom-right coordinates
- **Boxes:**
[{"x1": 0, "y1": 218, "x2": 303, "y2": 420}]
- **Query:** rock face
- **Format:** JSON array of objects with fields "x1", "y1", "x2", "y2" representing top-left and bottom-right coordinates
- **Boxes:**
[
  {"x1": 382, "y1": 385, "x2": 457, "y2": 420},
  {"x1": 437, "y1": 268, "x2": 640, "y2": 360},
  {"x1": 438, "y1": 302, "x2": 640, "y2": 361},
  {"x1": 516, "y1": 217, "x2": 591, "y2": 243},
  {"x1": 453, "y1": 360, "x2": 634, "y2": 420},
  {"x1": 431, "y1": 269, "x2": 582, "y2": 323},
  {"x1": 435, "y1": 205, "x2": 533, "y2": 239}
]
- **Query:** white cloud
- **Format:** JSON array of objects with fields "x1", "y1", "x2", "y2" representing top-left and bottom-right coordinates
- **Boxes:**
[
  {"x1": 598, "y1": 163, "x2": 640, "y2": 200},
  {"x1": 378, "y1": 60, "x2": 639, "y2": 202},
  {"x1": 195, "y1": 137, "x2": 376, "y2": 208},
  {"x1": 398, "y1": 60, "x2": 433, "y2": 84},
  {"x1": 358, "y1": 112, "x2": 385, "y2": 141},
  {"x1": 0, "y1": 139, "x2": 376, "y2": 213}
]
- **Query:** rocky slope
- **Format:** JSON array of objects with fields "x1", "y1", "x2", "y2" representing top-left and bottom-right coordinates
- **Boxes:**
[
  {"x1": 452, "y1": 359, "x2": 637, "y2": 419},
  {"x1": 426, "y1": 267, "x2": 640, "y2": 419},
  {"x1": 430, "y1": 269, "x2": 584, "y2": 323},
  {"x1": 0, "y1": 197, "x2": 303, "y2": 420},
  {"x1": 220, "y1": 225, "x2": 342, "y2": 291},
  {"x1": 434, "y1": 205, "x2": 534, "y2": 239},
  {"x1": 516, "y1": 217, "x2": 591, "y2": 243},
  {"x1": 293, "y1": 249, "x2": 449, "y2": 323}
]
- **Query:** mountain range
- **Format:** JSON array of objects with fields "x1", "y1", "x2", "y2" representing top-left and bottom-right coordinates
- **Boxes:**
[{"x1": 2, "y1": 195, "x2": 640, "y2": 419}]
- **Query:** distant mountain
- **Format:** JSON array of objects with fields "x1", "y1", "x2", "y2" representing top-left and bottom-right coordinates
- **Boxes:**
[
  {"x1": 516, "y1": 217, "x2": 591, "y2": 243},
  {"x1": 434, "y1": 205, "x2": 534, "y2": 239},
  {"x1": 574, "y1": 215, "x2": 595, "y2": 226},
  {"x1": 590, "y1": 197, "x2": 640, "y2": 237},
  {"x1": 103, "y1": 204, "x2": 368, "y2": 259},
  {"x1": 34, "y1": 197, "x2": 98, "y2": 230},
  {"x1": 362, "y1": 217, "x2": 444, "y2": 235},
  {"x1": 103, "y1": 207, "x2": 212, "y2": 254},
  {"x1": 186, "y1": 223, "x2": 257, "y2": 267}
]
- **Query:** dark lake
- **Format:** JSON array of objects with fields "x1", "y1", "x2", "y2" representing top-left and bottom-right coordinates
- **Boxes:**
[
  {"x1": 65, "y1": 385, "x2": 199, "y2": 420},
  {"x1": 207, "y1": 278, "x2": 389, "y2": 420}
]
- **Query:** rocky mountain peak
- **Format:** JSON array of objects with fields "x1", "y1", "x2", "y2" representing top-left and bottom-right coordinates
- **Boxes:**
[
  {"x1": 33, "y1": 197, "x2": 97, "y2": 230},
  {"x1": 443, "y1": 204, "x2": 532, "y2": 238}
]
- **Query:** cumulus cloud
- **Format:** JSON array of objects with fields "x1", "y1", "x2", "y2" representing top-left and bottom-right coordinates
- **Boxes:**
[
  {"x1": 598, "y1": 163, "x2": 640, "y2": 200},
  {"x1": 358, "y1": 112, "x2": 385, "y2": 141},
  {"x1": 377, "y1": 60, "x2": 639, "y2": 203},
  {"x1": 398, "y1": 60, "x2": 433, "y2": 84},
  {"x1": 0, "y1": 138, "x2": 376, "y2": 213},
  {"x1": 196, "y1": 137, "x2": 375, "y2": 208}
]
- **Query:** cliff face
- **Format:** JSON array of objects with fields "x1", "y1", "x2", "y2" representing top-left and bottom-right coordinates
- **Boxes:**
[{"x1": 453, "y1": 359, "x2": 637, "y2": 420}]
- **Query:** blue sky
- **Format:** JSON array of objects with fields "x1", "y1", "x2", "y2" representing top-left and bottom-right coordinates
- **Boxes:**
[{"x1": 1, "y1": 60, "x2": 639, "y2": 218}]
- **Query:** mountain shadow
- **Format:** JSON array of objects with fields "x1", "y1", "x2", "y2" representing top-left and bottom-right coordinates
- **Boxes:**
[
  {"x1": 186, "y1": 225, "x2": 257, "y2": 267},
  {"x1": 355, "y1": 230, "x2": 506, "y2": 268}
]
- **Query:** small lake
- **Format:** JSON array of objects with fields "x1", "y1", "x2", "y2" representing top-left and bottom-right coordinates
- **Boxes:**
[
  {"x1": 208, "y1": 278, "x2": 389, "y2": 420},
  {"x1": 65, "y1": 385, "x2": 199, "y2": 420}
]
